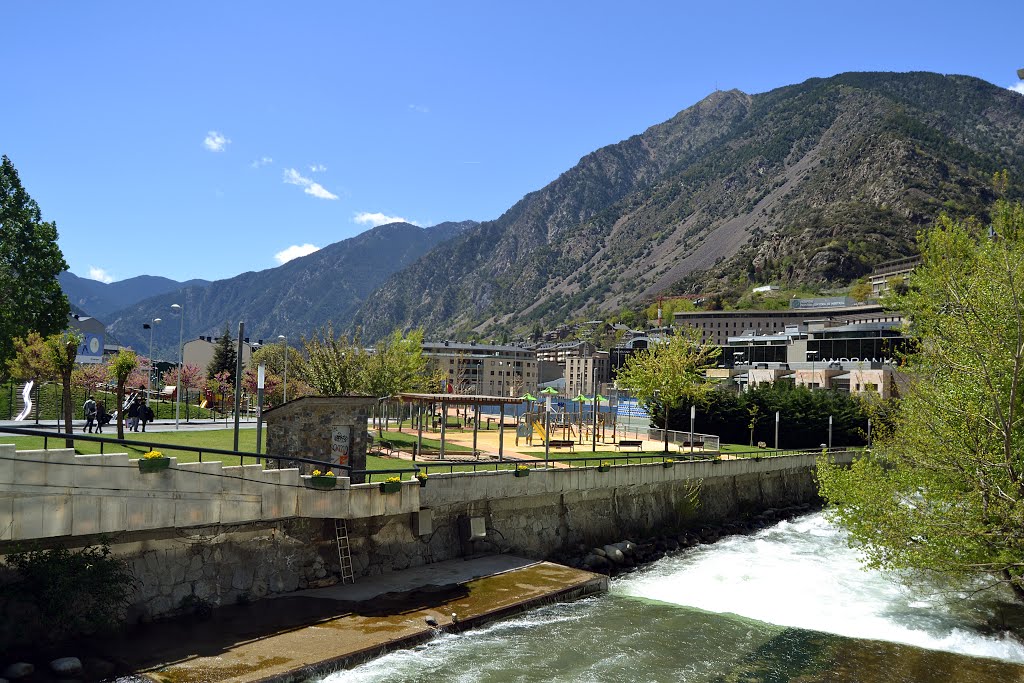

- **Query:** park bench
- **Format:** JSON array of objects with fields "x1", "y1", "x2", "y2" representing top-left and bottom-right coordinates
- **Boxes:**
[
  {"x1": 615, "y1": 440, "x2": 644, "y2": 451},
  {"x1": 680, "y1": 438, "x2": 705, "y2": 448},
  {"x1": 549, "y1": 440, "x2": 575, "y2": 450}
]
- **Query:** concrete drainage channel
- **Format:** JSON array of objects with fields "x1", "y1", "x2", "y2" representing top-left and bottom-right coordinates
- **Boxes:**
[{"x1": 107, "y1": 557, "x2": 607, "y2": 683}]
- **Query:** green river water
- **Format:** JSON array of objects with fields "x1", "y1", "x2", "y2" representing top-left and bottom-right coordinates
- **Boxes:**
[{"x1": 322, "y1": 514, "x2": 1024, "y2": 682}]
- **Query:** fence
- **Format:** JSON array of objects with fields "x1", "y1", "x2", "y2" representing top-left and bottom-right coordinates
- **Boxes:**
[{"x1": 646, "y1": 429, "x2": 721, "y2": 452}]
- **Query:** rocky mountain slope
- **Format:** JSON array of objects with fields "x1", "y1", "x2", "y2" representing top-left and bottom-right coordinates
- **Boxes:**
[
  {"x1": 59, "y1": 272, "x2": 210, "y2": 321},
  {"x1": 352, "y1": 72, "x2": 1024, "y2": 340},
  {"x1": 102, "y1": 220, "x2": 474, "y2": 355}
]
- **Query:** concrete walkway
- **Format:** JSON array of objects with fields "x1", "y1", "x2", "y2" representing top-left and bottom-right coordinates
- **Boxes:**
[{"x1": 109, "y1": 556, "x2": 606, "y2": 683}]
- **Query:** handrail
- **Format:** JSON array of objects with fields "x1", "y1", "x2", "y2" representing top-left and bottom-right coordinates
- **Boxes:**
[{"x1": 0, "y1": 425, "x2": 349, "y2": 473}]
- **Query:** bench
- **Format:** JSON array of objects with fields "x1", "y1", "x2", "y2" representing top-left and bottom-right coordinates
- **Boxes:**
[
  {"x1": 549, "y1": 440, "x2": 575, "y2": 450},
  {"x1": 615, "y1": 440, "x2": 644, "y2": 451}
]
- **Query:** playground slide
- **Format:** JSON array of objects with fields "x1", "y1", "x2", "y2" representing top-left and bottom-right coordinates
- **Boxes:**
[
  {"x1": 15, "y1": 380, "x2": 34, "y2": 421},
  {"x1": 532, "y1": 421, "x2": 547, "y2": 442}
]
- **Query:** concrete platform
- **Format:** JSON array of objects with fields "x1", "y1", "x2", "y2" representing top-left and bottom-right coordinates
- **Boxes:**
[{"x1": 112, "y1": 556, "x2": 606, "y2": 683}]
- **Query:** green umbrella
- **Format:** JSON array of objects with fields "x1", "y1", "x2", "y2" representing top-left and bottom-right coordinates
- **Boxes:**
[
  {"x1": 520, "y1": 393, "x2": 537, "y2": 402},
  {"x1": 540, "y1": 387, "x2": 559, "y2": 395}
]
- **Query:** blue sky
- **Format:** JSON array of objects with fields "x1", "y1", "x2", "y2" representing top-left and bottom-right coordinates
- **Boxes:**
[{"x1": 4, "y1": 2, "x2": 1023, "y2": 284}]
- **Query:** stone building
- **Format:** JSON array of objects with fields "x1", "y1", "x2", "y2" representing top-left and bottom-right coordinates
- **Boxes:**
[{"x1": 264, "y1": 396, "x2": 376, "y2": 483}]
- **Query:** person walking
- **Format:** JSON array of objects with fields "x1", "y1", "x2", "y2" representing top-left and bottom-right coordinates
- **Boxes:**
[
  {"x1": 83, "y1": 395, "x2": 97, "y2": 433},
  {"x1": 140, "y1": 399, "x2": 154, "y2": 432},
  {"x1": 96, "y1": 401, "x2": 108, "y2": 434},
  {"x1": 127, "y1": 397, "x2": 141, "y2": 432}
]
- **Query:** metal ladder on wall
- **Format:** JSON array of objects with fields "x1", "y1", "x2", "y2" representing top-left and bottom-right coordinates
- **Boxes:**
[{"x1": 334, "y1": 519, "x2": 355, "y2": 585}]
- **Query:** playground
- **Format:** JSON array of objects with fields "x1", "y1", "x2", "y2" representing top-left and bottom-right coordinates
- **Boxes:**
[{"x1": 378, "y1": 392, "x2": 717, "y2": 464}]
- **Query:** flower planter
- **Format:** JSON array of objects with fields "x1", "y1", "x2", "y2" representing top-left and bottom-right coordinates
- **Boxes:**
[
  {"x1": 380, "y1": 480, "x2": 402, "y2": 494},
  {"x1": 417, "y1": 477, "x2": 428, "y2": 488},
  {"x1": 514, "y1": 468, "x2": 530, "y2": 478},
  {"x1": 662, "y1": 460, "x2": 674, "y2": 468},
  {"x1": 310, "y1": 475, "x2": 337, "y2": 489},
  {"x1": 597, "y1": 465, "x2": 611, "y2": 473},
  {"x1": 138, "y1": 457, "x2": 170, "y2": 473}
]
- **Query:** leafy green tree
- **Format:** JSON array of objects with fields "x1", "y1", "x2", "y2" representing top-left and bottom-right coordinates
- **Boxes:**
[
  {"x1": 302, "y1": 324, "x2": 365, "y2": 395},
  {"x1": 615, "y1": 328, "x2": 720, "y2": 452},
  {"x1": 818, "y1": 197, "x2": 1024, "y2": 600},
  {"x1": 46, "y1": 331, "x2": 81, "y2": 447},
  {"x1": 0, "y1": 156, "x2": 70, "y2": 370},
  {"x1": 849, "y1": 279, "x2": 873, "y2": 302},
  {"x1": 361, "y1": 329, "x2": 430, "y2": 433},
  {"x1": 107, "y1": 350, "x2": 138, "y2": 439},
  {"x1": 207, "y1": 325, "x2": 237, "y2": 380}
]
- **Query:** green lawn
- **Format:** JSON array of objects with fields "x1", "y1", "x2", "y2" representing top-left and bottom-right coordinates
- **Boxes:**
[
  {"x1": 376, "y1": 430, "x2": 474, "y2": 453},
  {"x1": 0, "y1": 428, "x2": 409, "y2": 472}
]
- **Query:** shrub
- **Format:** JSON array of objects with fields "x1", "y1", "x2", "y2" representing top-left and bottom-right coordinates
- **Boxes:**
[{"x1": 1, "y1": 542, "x2": 135, "y2": 648}]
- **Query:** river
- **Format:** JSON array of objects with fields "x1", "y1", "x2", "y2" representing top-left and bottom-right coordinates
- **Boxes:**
[{"x1": 321, "y1": 513, "x2": 1024, "y2": 682}]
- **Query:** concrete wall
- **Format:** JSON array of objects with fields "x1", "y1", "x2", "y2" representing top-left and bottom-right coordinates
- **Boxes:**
[
  {"x1": 345, "y1": 455, "x2": 837, "y2": 576},
  {"x1": 0, "y1": 442, "x2": 853, "y2": 619}
]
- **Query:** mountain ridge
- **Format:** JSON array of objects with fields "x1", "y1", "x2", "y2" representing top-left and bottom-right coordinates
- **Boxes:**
[{"x1": 351, "y1": 71, "x2": 1024, "y2": 339}]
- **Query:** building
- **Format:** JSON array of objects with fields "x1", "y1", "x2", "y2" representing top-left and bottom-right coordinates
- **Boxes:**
[
  {"x1": 67, "y1": 314, "x2": 105, "y2": 364},
  {"x1": 183, "y1": 336, "x2": 256, "y2": 374},
  {"x1": 566, "y1": 350, "x2": 610, "y2": 397},
  {"x1": 421, "y1": 341, "x2": 539, "y2": 398},
  {"x1": 674, "y1": 302, "x2": 903, "y2": 347},
  {"x1": 868, "y1": 255, "x2": 920, "y2": 297},
  {"x1": 718, "y1": 319, "x2": 910, "y2": 399}
]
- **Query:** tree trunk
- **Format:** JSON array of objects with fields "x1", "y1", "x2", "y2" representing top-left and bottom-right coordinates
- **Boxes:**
[{"x1": 1003, "y1": 570, "x2": 1024, "y2": 602}]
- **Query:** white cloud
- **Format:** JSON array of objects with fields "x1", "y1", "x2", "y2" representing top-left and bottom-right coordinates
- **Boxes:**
[
  {"x1": 203, "y1": 131, "x2": 231, "y2": 152},
  {"x1": 88, "y1": 266, "x2": 114, "y2": 284},
  {"x1": 408, "y1": 104, "x2": 430, "y2": 114},
  {"x1": 305, "y1": 183, "x2": 338, "y2": 200},
  {"x1": 309, "y1": 164, "x2": 327, "y2": 172},
  {"x1": 353, "y1": 211, "x2": 417, "y2": 227},
  {"x1": 283, "y1": 168, "x2": 338, "y2": 200},
  {"x1": 1010, "y1": 82, "x2": 1024, "y2": 95},
  {"x1": 250, "y1": 156, "x2": 273, "y2": 168},
  {"x1": 274, "y1": 243, "x2": 321, "y2": 264}
]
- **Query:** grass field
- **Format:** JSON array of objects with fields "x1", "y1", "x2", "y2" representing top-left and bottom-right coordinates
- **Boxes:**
[{"x1": 0, "y1": 429, "x2": 406, "y2": 471}]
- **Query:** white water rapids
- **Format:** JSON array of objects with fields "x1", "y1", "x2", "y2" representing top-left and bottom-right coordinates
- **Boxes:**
[
  {"x1": 617, "y1": 512, "x2": 1024, "y2": 663},
  {"x1": 326, "y1": 512, "x2": 1024, "y2": 682}
]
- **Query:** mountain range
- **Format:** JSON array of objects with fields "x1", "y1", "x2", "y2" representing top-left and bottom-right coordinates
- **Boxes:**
[
  {"x1": 94, "y1": 220, "x2": 474, "y2": 354},
  {"x1": 63, "y1": 71, "x2": 1024, "y2": 355}
]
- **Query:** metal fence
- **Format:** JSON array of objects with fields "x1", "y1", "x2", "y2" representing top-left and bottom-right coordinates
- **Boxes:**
[{"x1": 646, "y1": 429, "x2": 721, "y2": 452}]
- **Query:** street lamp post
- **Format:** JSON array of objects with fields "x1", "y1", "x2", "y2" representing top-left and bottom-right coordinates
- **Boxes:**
[
  {"x1": 143, "y1": 318, "x2": 160, "y2": 398},
  {"x1": 278, "y1": 335, "x2": 288, "y2": 403},
  {"x1": 171, "y1": 303, "x2": 184, "y2": 429},
  {"x1": 733, "y1": 351, "x2": 745, "y2": 392},
  {"x1": 807, "y1": 350, "x2": 818, "y2": 390}
]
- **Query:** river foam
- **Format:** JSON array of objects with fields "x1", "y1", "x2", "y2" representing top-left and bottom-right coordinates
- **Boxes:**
[{"x1": 616, "y1": 512, "x2": 1024, "y2": 663}]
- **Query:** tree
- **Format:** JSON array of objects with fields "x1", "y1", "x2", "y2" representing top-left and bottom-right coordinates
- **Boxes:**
[
  {"x1": 46, "y1": 332, "x2": 81, "y2": 448},
  {"x1": 207, "y1": 326, "x2": 237, "y2": 381},
  {"x1": 361, "y1": 329, "x2": 430, "y2": 434},
  {"x1": 302, "y1": 324, "x2": 365, "y2": 395},
  {"x1": 849, "y1": 279, "x2": 873, "y2": 302},
  {"x1": 818, "y1": 197, "x2": 1024, "y2": 600},
  {"x1": 614, "y1": 327, "x2": 720, "y2": 452},
  {"x1": 106, "y1": 350, "x2": 138, "y2": 440},
  {"x1": 0, "y1": 155, "x2": 70, "y2": 370}
]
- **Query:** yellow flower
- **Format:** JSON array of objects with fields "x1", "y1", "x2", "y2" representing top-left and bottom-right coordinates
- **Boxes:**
[
  {"x1": 600, "y1": 461, "x2": 612, "y2": 467},
  {"x1": 143, "y1": 450, "x2": 163, "y2": 460},
  {"x1": 515, "y1": 465, "x2": 529, "y2": 472},
  {"x1": 323, "y1": 470, "x2": 336, "y2": 478},
  {"x1": 311, "y1": 469, "x2": 323, "y2": 477},
  {"x1": 385, "y1": 476, "x2": 401, "y2": 483}
]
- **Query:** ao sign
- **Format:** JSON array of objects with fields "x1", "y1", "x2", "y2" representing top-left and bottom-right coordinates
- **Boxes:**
[{"x1": 76, "y1": 334, "x2": 104, "y2": 364}]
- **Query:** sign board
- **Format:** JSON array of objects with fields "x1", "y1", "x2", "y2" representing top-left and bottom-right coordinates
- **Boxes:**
[
  {"x1": 76, "y1": 333, "x2": 104, "y2": 364},
  {"x1": 331, "y1": 425, "x2": 352, "y2": 467}
]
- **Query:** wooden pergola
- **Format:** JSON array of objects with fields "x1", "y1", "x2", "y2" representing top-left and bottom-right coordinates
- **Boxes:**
[{"x1": 396, "y1": 392, "x2": 514, "y2": 460}]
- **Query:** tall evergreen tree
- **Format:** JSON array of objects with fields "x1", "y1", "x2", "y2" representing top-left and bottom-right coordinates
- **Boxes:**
[
  {"x1": 0, "y1": 155, "x2": 70, "y2": 370},
  {"x1": 207, "y1": 325, "x2": 237, "y2": 381}
]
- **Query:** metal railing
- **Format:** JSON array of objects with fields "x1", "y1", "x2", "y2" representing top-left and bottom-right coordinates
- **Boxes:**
[{"x1": 0, "y1": 425, "x2": 348, "y2": 473}]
